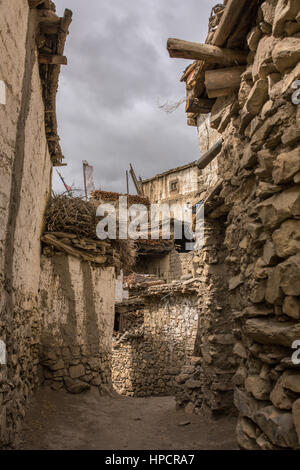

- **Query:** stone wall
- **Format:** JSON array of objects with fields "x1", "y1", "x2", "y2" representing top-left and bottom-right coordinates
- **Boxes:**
[
  {"x1": 0, "y1": 3, "x2": 52, "y2": 447},
  {"x1": 186, "y1": 0, "x2": 300, "y2": 450},
  {"x1": 112, "y1": 293, "x2": 199, "y2": 396},
  {"x1": 38, "y1": 255, "x2": 116, "y2": 394},
  {"x1": 174, "y1": 217, "x2": 237, "y2": 417}
]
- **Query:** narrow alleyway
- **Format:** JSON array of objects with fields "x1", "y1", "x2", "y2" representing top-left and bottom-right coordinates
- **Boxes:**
[{"x1": 19, "y1": 387, "x2": 237, "y2": 450}]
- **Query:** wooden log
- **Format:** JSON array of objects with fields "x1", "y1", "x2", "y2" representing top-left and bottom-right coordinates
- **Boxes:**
[
  {"x1": 205, "y1": 66, "x2": 245, "y2": 92},
  {"x1": 197, "y1": 139, "x2": 223, "y2": 170},
  {"x1": 39, "y1": 54, "x2": 67, "y2": 65},
  {"x1": 185, "y1": 98, "x2": 215, "y2": 114},
  {"x1": 187, "y1": 118, "x2": 197, "y2": 127},
  {"x1": 42, "y1": 234, "x2": 107, "y2": 264},
  {"x1": 212, "y1": 0, "x2": 248, "y2": 47},
  {"x1": 206, "y1": 87, "x2": 238, "y2": 99},
  {"x1": 167, "y1": 38, "x2": 247, "y2": 65}
]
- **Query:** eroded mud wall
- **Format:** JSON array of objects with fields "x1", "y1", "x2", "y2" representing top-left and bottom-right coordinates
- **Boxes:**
[
  {"x1": 0, "y1": 3, "x2": 52, "y2": 447},
  {"x1": 39, "y1": 255, "x2": 115, "y2": 394}
]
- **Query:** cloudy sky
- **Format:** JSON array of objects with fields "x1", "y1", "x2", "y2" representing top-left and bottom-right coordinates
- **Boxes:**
[{"x1": 53, "y1": 0, "x2": 216, "y2": 194}]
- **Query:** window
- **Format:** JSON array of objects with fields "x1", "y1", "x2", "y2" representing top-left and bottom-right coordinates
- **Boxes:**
[{"x1": 170, "y1": 180, "x2": 179, "y2": 193}]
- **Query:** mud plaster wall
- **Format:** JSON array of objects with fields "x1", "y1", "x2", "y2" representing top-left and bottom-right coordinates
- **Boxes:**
[
  {"x1": 0, "y1": 4, "x2": 52, "y2": 448},
  {"x1": 142, "y1": 165, "x2": 200, "y2": 205},
  {"x1": 112, "y1": 294, "x2": 199, "y2": 396},
  {"x1": 39, "y1": 255, "x2": 115, "y2": 393}
]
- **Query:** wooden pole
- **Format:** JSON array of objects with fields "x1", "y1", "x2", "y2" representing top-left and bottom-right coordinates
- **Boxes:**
[
  {"x1": 126, "y1": 170, "x2": 129, "y2": 194},
  {"x1": 212, "y1": 0, "x2": 248, "y2": 47},
  {"x1": 167, "y1": 38, "x2": 247, "y2": 65},
  {"x1": 205, "y1": 66, "x2": 245, "y2": 93}
]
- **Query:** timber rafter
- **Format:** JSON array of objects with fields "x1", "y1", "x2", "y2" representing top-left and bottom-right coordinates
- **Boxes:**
[{"x1": 28, "y1": 0, "x2": 72, "y2": 166}]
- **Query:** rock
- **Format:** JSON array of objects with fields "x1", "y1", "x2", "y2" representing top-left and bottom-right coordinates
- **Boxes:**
[
  {"x1": 272, "y1": 220, "x2": 300, "y2": 259},
  {"x1": 236, "y1": 417, "x2": 260, "y2": 450},
  {"x1": 178, "y1": 420, "x2": 191, "y2": 427},
  {"x1": 245, "y1": 79, "x2": 269, "y2": 115},
  {"x1": 277, "y1": 255, "x2": 300, "y2": 297},
  {"x1": 272, "y1": 38, "x2": 300, "y2": 73},
  {"x1": 261, "y1": 0, "x2": 277, "y2": 25},
  {"x1": 256, "y1": 186, "x2": 300, "y2": 229},
  {"x1": 263, "y1": 240, "x2": 278, "y2": 266},
  {"x1": 270, "y1": 378, "x2": 293, "y2": 410},
  {"x1": 283, "y1": 296, "x2": 300, "y2": 320},
  {"x1": 273, "y1": 0, "x2": 300, "y2": 37},
  {"x1": 185, "y1": 380, "x2": 202, "y2": 390},
  {"x1": 233, "y1": 365, "x2": 247, "y2": 386},
  {"x1": 49, "y1": 360, "x2": 65, "y2": 371},
  {"x1": 252, "y1": 36, "x2": 279, "y2": 81},
  {"x1": 257, "y1": 149, "x2": 277, "y2": 177},
  {"x1": 229, "y1": 275, "x2": 243, "y2": 291},
  {"x1": 256, "y1": 434, "x2": 278, "y2": 450},
  {"x1": 245, "y1": 318, "x2": 300, "y2": 347},
  {"x1": 272, "y1": 148, "x2": 300, "y2": 184},
  {"x1": 247, "y1": 27, "x2": 262, "y2": 52},
  {"x1": 292, "y1": 399, "x2": 300, "y2": 445},
  {"x1": 175, "y1": 374, "x2": 190, "y2": 384},
  {"x1": 64, "y1": 377, "x2": 90, "y2": 394},
  {"x1": 233, "y1": 342, "x2": 247, "y2": 359},
  {"x1": 184, "y1": 402, "x2": 196, "y2": 415},
  {"x1": 281, "y1": 126, "x2": 300, "y2": 147},
  {"x1": 234, "y1": 388, "x2": 265, "y2": 420},
  {"x1": 245, "y1": 376, "x2": 272, "y2": 401},
  {"x1": 256, "y1": 406, "x2": 298, "y2": 448},
  {"x1": 250, "y1": 281, "x2": 267, "y2": 304},
  {"x1": 282, "y1": 371, "x2": 300, "y2": 393},
  {"x1": 69, "y1": 364, "x2": 85, "y2": 379}
]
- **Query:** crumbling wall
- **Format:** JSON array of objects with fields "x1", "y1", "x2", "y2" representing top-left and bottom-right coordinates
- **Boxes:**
[
  {"x1": 174, "y1": 218, "x2": 236, "y2": 416},
  {"x1": 0, "y1": 3, "x2": 52, "y2": 447},
  {"x1": 39, "y1": 255, "x2": 115, "y2": 394},
  {"x1": 112, "y1": 293, "x2": 199, "y2": 396},
  {"x1": 136, "y1": 250, "x2": 195, "y2": 282},
  {"x1": 210, "y1": 1, "x2": 300, "y2": 450}
]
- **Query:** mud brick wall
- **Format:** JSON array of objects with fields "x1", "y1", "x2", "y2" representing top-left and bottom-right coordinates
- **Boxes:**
[
  {"x1": 210, "y1": 0, "x2": 300, "y2": 450},
  {"x1": 0, "y1": 4, "x2": 52, "y2": 448},
  {"x1": 112, "y1": 294, "x2": 199, "y2": 396},
  {"x1": 39, "y1": 255, "x2": 115, "y2": 394},
  {"x1": 174, "y1": 218, "x2": 236, "y2": 416}
]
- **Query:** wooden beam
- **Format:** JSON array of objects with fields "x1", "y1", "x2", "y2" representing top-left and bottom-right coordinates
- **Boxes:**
[
  {"x1": 206, "y1": 87, "x2": 238, "y2": 99},
  {"x1": 185, "y1": 98, "x2": 215, "y2": 114},
  {"x1": 129, "y1": 164, "x2": 142, "y2": 195},
  {"x1": 212, "y1": 0, "x2": 248, "y2": 47},
  {"x1": 167, "y1": 38, "x2": 247, "y2": 65},
  {"x1": 197, "y1": 139, "x2": 223, "y2": 170},
  {"x1": 39, "y1": 54, "x2": 67, "y2": 65},
  {"x1": 205, "y1": 66, "x2": 245, "y2": 91}
]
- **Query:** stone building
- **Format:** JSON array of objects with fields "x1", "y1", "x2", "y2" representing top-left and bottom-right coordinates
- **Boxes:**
[
  {"x1": 168, "y1": 0, "x2": 300, "y2": 450},
  {"x1": 0, "y1": 1, "x2": 121, "y2": 448}
]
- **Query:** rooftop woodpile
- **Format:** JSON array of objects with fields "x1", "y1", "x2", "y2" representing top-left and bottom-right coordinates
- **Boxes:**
[
  {"x1": 91, "y1": 190, "x2": 150, "y2": 206},
  {"x1": 167, "y1": 0, "x2": 261, "y2": 127},
  {"x1": 28, "y1": 0, "x2": 72, "y2": 166},
  {"x1": 42, "y1": 195, "x2": 136, "y2": 271}
]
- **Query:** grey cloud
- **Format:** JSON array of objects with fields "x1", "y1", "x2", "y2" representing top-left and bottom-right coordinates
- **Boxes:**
[{"x1": 53, "y1": 0, "x2": 216, "y2": 194}]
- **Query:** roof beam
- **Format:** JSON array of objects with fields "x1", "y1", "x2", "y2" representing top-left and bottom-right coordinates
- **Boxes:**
[
  {"x1": 167, "y1": 39, "x2": 247, "y2": 65},
  {"x1": 197, "y1": 139, "x2": 223, "y2": 170}
]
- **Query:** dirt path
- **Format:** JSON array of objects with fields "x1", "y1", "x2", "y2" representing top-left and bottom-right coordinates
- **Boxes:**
[{"x1": 19, "y1": 386, "x2": 237, "y2": 450}]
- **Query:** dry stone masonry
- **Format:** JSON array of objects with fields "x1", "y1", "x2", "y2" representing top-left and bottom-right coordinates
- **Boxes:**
[{"x1": 169, "y1": 0, "x2": 300, "y2": 450}]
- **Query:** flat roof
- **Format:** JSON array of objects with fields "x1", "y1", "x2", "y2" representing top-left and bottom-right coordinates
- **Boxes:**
[{"x1": 142, "y1": 161, "x2": 197, "y2": 184}]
